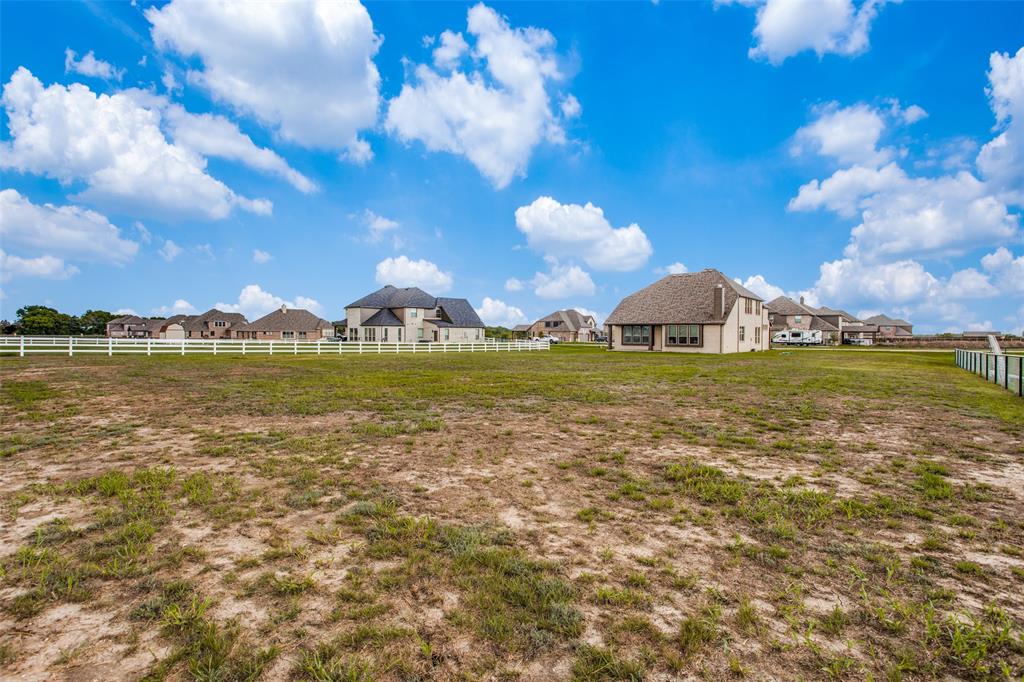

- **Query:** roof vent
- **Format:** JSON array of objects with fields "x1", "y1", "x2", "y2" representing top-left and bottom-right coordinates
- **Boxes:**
[{"x1": 280, "y1": 304, "x2": 287, "y2": 313}]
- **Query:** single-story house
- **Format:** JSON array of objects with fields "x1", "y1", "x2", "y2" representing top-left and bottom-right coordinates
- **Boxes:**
[
  {"x1": 232, "y1": 306, "x2": 333, "y2": 340},
  {"x1": 344, "y1": 285, "x2": 485, "y2": 343},
  {"x1": 106, "y1": 315, "x2": 154, "y2": 338},
  {"x1": 511, "y1": 324, "x2": 532, "y2": 340},
  {"x1": 526, "y1": 309, "x2": 598, "y2": 342},
  {"x1": 605, "y1": 269, "x2": 769, "y2": 354}
]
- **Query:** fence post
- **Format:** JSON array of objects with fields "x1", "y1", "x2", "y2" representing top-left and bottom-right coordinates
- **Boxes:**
[
  {"x1": 242, "y1": 340, "x2": 246, "y2": 356},
  {"x1": 270, "y1": 341, "x2": 274, "y2": 356},
  {"x1": 69, "y1": 337, "x2": 74, "y2": 357},
  {"x1": 294, "y1": 341, "x2": 298, "y2": 355},
  {"x1": 181, "y1": 339, "x2": 185, "y2": 356},
  {"x1": 108, "y1": 337, "x2": 113, "y2": 357},
  {"x1": 19, "y1": 336, "x2": 25, "y2": 357},
  {"x1": 317, "y1": 342, "x2": 321, "y2": 356},
  {"x1": 213, "y1": 340, "x2": 218, "y2": 356},
  {"x1": 147, "y1": 339, "x2": 152, "y2": 356}
]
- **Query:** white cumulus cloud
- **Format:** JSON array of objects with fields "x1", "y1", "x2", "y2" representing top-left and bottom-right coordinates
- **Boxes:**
[
  {"x1": 252, "y1": 249, "x2": 272, "y2": 264},
  {"x1": 476, "y1": 297, "x2": 527, "y2": 327},
  {"x1": 514, "y1": 196, "x2": 652, "y2": 272},
  {"x1": 158, "y1": 240, "x2": 183, "y2": 262},
  {"x1": 386, "y1": 3, "x2": 577, "y2": 188},
  {"x1": 655, "y1": 262, "x2": 688, "y2": 275},
  {"x1": 0, "y1": 189, "x2": 139, "y2": 265},
  {"x1": 504, "y1": 277, "x2": 524, "y2": 292},
  {"x1": 727, "y1": 0, "x2": 891, "y2": 66},
  {"x1": 0, "y1": 250, "x2": 78, "y2": 282},
  {"x1": 147, "y1": 0, "x2": 381, "y2": 161},
  {"x1": 531, "y1": 264, "x2": 596, "y2": 299},
  {"x1": 152, "y1": 299, "x2": 198, "y2": 316},
  {"x1": 215, "y1": 284, "x2": 324, "y2": 320},
  {"x1": 0, "y1": 68, "x2": 271, "y2": 220},
  {"x1": 65, "y1": 48, "x2": 124, "y2": 81},
  {"x1": 375, "y1": 255, "x2": 453, "y2": 293}
]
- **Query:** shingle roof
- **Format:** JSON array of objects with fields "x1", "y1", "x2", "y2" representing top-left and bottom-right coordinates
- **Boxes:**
[
  {"x1": 765, "y1": 296, "x2": 816, "y2": 316},
  {"x1": 606, "y1": 269, "x2": 759, "y2": 326},
  {"x1": 362, "y1": 308, "x2": 404, "y2": 327},
  {"x1": 536, "y1": 308, "x2": 596, "y2": 331},
  {"x1": 346, "y1": 285, "x2": 437, "y2": 309},
  {"x1": 809, "y1": 317, "x2": 839, "y2": 332},
  {"x1": 512, "y1": 324, "x2": 531, "y2": 332},
  {"x1": 181, "y1": 308, "x2": 247, "y2": 332},
  {"x1": 864, "y1": 314, "x2": 912, "y2": 327},
  {"x1": 236, "y1": 307, "x2": 333, "y2": 332},
  {"x1": 436, "y1": 298, "x2": 485, "y2": 328}
]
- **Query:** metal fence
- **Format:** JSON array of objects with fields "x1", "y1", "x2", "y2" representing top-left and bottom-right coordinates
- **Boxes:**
[
  {"x1": 955, "y1": 348, "x2": 1023, "y2": 397},
  {"x1": 0, "y1": 336, "x2": 550, "y2": 357}
]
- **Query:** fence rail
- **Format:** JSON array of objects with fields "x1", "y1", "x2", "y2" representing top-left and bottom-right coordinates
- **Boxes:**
[
  {"x1": 955, "y1": 348, "x2": 1023, "y2": 397},
  {"x1": 0, "y1": 336, "x2": 550, "y2": 357}
]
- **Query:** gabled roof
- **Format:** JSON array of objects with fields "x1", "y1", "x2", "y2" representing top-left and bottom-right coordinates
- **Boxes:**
[
  {"x1": 362, "y1": 308, "x2": 403, "y2": 327},
  {"x1": 765, "y1": 296, "x2": 816, "y2": 317},
  {"x1": 809, "y1": 317, "x2": 839, "y2": 332},
  {"x1": 111, "y1": 315, "x2": 149, "y2": 326},
  {"x1": 606, "y1": 269, "x2": 760, "y2": 326},
  {"x1": 181, "y1": 308, "x2": 247, "y2": 332},
  {"x1": 346, "y1": 285, "x2": 436, "y2": 309},
  {"x1": 236, "y1": 307, "x2": 332, "y2": 332},
  {"x1": 512, "y1": 324, "x2": 531, "y2": 332},
  {"x1": 436, "y1": 297, "x2": 485, "y2": 328},
  {"x1": 536, "y1": 308, "x2": 596, "y2": 331},
  {"x1": 864, "y1": 314, "x2": 912, "y2": 327}
]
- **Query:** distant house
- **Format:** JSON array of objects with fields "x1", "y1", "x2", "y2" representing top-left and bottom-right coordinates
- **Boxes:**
[
  {"x1": 106, "y1": 315, "x2": 153, "y2": 338},
  {"x1": 527, "y1": 309, "x2": 598, "y2": 342},
  {"x1": 181, "y1": 309, "x2": 248, "y2": 339},
  {"x1": 863, "y1": 314, "x2": 913, "y2": 338},
  {"x1": 765, "y1": 296, "x2": 845, "y2": 344},
  {"x1": 233, "y1": 306, "x2": 333, "y2": 340},
  {"x1": 344, "y1": 285, "x2": 485, "y2": 343},
  {"x1": 511, "y1": 324, "x2": 532, "y2": 340},
  {"x1": 605, "y1": 269, "x2": 768, "y2": 354}
]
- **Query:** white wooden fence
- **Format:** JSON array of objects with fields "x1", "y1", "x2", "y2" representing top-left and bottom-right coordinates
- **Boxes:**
[{"x1": 0, "y1": 336, "x2": 550, "y2": 357}]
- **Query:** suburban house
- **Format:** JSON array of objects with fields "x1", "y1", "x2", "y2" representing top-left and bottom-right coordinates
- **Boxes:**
[
  {"x1": 106, "y1": 315, "x2": 154, "y2": 338},
  {"x1": 863, "y1": 314, "x2": 913, "y2": 338},
  {"x1": 765, "y1": 296, "x2": 844, "y2": 344},
  {"x1": 605, "y1": 269, "x2": 769, "y2": 354},
  {"x1": 526, "y1": 309, "x2": 598, "y2": 342},
  {"x1": 232, "y1": 306, "x2": 333, "y2": 340},
  {"x1": 181, "y1": 309, "x2": 248, "y2": 339},
  {"x1": 344, "y1": 285, "x2": 485, "y2": 343},
  {"x1": 511, "y1": 324, "x2": 532, "y2": 339}
]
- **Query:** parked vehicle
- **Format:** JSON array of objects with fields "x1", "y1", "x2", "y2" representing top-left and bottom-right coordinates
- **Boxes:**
[
  {"x1": 844, "y1": 337, "x2": 873, "y2": 346},
  {"x1": 533, "y1": 335, "x2": 559, "y2": 344},
  {"x1": 771, "y1": 329, "x2": 823, "y2": 346}
]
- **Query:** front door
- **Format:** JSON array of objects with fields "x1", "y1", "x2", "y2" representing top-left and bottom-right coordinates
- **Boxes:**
[{"x1": 432, "y1": 330, "x2": 438, "y2": 342}]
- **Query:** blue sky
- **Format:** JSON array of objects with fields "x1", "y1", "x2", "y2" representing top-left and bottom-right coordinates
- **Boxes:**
[{"x1": 1, "y1": 0, "x2": 1022, "y2": 332}]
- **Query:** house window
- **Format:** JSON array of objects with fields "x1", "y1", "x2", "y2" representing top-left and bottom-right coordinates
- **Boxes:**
[
  {"x1": 739, "y1": 326, "x2": 745, "y2": 342},
  {"x1": 398, "y1": 328, "x2": 402, "y2": 342},
  {"x1": 745, "y1": 299, "x2": 753, "y2": 314},
  {"x1": 475, "y1": 329, "x2": 480, "y2": 340},
  {"x1": 756, "y1": 301, "x2": 761, "y2": 315},
  {"x1": 214, "y1": 320, "x2": 226, "y2": 327},
  {"x1": 794, "y1": 315, "x2": 802, "y2": 323},
  {"x1": 417, "y1": 328, "x2": 424, "y2": 339},
  {"x1": 622, "y1": 325, "x2": 651, "y2": 345},
  {"x1": 282, "y1": 331, "x2": 295, "y2": 339},
  {"x1": 444, "y1": 329, "x2": 450, "y2": 341},
  {"x1": 666, "y1": 324, "x2": 701, "y2": 346},
  {"x1": 366, "y1": 328, "x2": 376, "y2": 341},
  {"x1": 351, "y1": 328, "x2": 358, "y2": 340},
  {"x1": 411, "y1": 309, "x2": 418, "y2": 318},
  {"x1": 383, "y1": 328, "x2": 389, "y2": 341},
  {"x1": 299, "y1": 331, "x2": 307, "y2": 339},
  {"x1": 754, "y1": 327, "x2": 761, "y2": 344}
]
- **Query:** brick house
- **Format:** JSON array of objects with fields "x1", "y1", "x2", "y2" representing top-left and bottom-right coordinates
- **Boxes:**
[
  {"x1": 527, "y1": 309, "x2": 598, "y2": 342},
  {"x1": 181, "y1": 309, "x2": 248, "y2": 339},
  {"x1": 605, "y1": 269, "x2": 769, "y2": 354},
  {"x1": 233, "y1": 306, "x2": 333, "y2": 340},
  {"x1": 344, "y1": 285, "x2": 485, "y2": 343}
]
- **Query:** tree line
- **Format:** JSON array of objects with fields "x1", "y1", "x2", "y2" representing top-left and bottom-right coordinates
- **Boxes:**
[{"x1": 0, "y1": 306, "x2": 158, "y2": 336}]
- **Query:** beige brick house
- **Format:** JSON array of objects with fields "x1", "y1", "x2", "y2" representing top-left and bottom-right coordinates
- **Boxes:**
[
  {"x1": 605, "y1": 269, "x2": 769, "y2": 354},
  {"x1": 182, "y1": 309, "x2": 248, "y2": 339},
  {"x1": 344, "y1": 285, "x2": 485, "y2": 343},
  {"x1": 233, "y1": 306, "x2": 333, "y2": 340},
  {"x1": 527, "y1": 309, "x2": 598, "y2": 342}
]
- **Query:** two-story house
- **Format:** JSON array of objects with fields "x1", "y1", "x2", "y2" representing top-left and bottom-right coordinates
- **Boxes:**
[
  {"x1": 527, "y1": 309, "x2": 598, "y2": 342},
  {"x1": 344, "y1": 285, "x2": 485, "y2": 343}
]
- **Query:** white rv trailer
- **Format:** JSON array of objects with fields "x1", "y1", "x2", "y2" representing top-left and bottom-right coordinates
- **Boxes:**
[{"x1": 771, "y1": 329, "x2": 823, "y2": 346}]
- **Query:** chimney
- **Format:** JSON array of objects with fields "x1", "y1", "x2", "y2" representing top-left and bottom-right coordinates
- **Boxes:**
[
  {"x1": 280, "y1": 304, "x2": 287, "y2": 313},
  {"x1": 712, "y1": 284, "x2": 724, "y2": 319},
  {"x1": 799, "y1": 295, "x2": 805, "y2": 305}
]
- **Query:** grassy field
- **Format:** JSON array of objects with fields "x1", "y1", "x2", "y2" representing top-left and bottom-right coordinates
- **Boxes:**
[{"x1": 1, "y1": 346, "x2": 1022, "y2": 681}]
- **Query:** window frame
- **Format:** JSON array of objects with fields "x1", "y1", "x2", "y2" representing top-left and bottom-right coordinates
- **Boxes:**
[
  {"x1": 282, "y1": 331, "x2": 295, "y2": 340},
  {"x1": 665, "y1": 324, "x2": 702, "y2": 347},
  {"x1": 621, "y1": 325, "x2": 652, "y2": 346}
]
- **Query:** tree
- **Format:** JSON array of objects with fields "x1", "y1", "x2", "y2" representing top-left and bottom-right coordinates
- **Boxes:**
[
  {"x1": 78, "y1": 309, "x2": 116, "y2": 335},
  {"x1": 15, "y1": 305, "x2": 76, "y2": 336}
]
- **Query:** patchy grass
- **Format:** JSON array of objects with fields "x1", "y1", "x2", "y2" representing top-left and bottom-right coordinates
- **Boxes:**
[{"x1": 0, "y1": 346, "x2": 1022, "y2": 679}]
